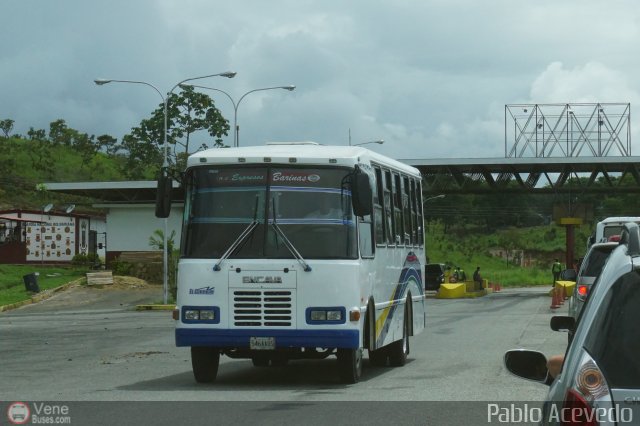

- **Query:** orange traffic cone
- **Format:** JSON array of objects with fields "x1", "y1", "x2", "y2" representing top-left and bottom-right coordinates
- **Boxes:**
[{"x1": 550, "y1": 286, "x2": 561, "y2": 309}]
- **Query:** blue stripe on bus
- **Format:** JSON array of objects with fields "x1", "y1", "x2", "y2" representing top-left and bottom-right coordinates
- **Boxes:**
[
  {"x1": 267, "y1": 218, "x2": 355, "y2": 226},
  {"x1": 176, "y1": 328, "x2": 359, "y2": 348},
  {"x1": 196, "y1": 187, "x2": 265, "y2": 194},
  {"x1": 190, "y1": 218, "x2": 356, "y2": 226},
  {"x1": 271, "y1": 186, "x2": 351, "y2": 195},
  {"x1": 192, "y1": 218, "x2": 256, "y2": 224},
  {"x1": 375, "y1": 264, "x2": 423, "y2": 348}
]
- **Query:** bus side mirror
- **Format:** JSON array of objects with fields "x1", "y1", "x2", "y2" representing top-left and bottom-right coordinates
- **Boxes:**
[
  {"x1": 351, "y1": 170, "x2": 372, "y2": 217},
  {"x1": 155, "y1": 172, "x2": 172, "y2": 218}
]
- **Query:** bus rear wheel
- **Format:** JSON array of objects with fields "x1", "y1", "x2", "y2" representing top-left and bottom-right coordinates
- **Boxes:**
[
  {"x1": 388, "y1": 313, "x2": 409, "y2": 367},
  {"x1": 337, "y1": 348, "x2": 363, "y2": 384},
  {"x1": 191, "y1": 347, "x2": 220, "y2": 383}
]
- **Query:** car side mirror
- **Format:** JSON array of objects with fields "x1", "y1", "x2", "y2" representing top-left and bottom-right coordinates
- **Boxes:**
[
  {"x1": 504, "y1": 349, "x2": 550, "y2": 385},
  {"x1": 550, "y1": 315, "x2": 575, "y2": 332},
  {"x1": 560, "y1": 268, "x2": 577, "y2": 281}
]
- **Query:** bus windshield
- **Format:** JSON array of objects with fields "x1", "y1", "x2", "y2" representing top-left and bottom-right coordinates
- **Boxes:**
[{"x1": 181, "y1": 166, "x2": 357, "y2": 260}]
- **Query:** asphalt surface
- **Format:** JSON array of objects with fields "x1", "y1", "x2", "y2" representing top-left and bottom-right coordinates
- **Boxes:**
[{"x1": 0, "y1": 284, "x2": 566, "y2": 425}]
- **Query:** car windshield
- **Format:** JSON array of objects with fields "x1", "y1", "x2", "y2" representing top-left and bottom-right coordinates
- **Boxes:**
[
  {"x1": 180, "y1": 166, "x2": 357, "y2": 260},
  {"x1": 583, "y1": 271, "x2": 640, "y2": 388}
]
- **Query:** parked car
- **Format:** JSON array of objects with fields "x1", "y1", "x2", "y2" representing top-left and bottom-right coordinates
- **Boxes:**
[
  {"x1": 568, "y1": 241, "x2": 618, "y2": 321},
  {"x1": 424, "y1": 263, "x2": 446, "y2": 291},
  {"x1": 504, "y1": 222, "x2": 640, "y2": 425}
]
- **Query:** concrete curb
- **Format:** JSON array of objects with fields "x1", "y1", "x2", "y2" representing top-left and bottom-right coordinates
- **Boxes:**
[
  {"x1": 0, "y1": 279, "x2": 82, "y2": 312},
  {"x1": 135, "y1": 304, "x2": 175, "y2": 311}
]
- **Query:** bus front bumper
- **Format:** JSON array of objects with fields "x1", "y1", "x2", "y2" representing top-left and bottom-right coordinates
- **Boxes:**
[{"x1": 176, "y1": 328, "x2": 359, "y2": 349}]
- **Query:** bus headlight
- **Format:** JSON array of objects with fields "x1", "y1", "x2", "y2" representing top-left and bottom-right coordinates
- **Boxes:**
[
  {"x1": 307, "y1": 307, "x2": 346, "y2": 324},
  {"x1": 184, "y1": 309, "x2": 200, "y2": 320},
  {"x1": 310, "y1": 310, "x2": 327, "y2": 321},
  {"x1": 182, "y1": 306, "x2": 219, "y2": 323},
  {"x1": 326, "y1": 310, "x2": 342, "y2": 321},
  {"x1": 199, "y1": 310, "x2": 216, "y2": 321}
]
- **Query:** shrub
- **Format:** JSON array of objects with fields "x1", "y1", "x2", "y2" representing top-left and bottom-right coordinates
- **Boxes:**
[{"x1": 111, "y1": 259, "x2": 133, "y2": 276}]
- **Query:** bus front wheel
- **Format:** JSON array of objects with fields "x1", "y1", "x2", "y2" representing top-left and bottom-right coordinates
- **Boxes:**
[
  {"x1": 191, "y1": 346, "x2": 220, "y2": 383},
  {"x1": 337, "y1": 348, "x2": 362, "y2": 384}
]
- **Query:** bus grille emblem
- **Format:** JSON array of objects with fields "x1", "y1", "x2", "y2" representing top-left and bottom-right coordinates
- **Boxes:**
[{"x1": 243, "y1": 276, "x2": 283, "y2": 284}]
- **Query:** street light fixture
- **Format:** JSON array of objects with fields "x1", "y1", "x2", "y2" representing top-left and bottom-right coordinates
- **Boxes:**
[
  {"x1": 423, "y1": 194, "x2": 445, "y2": 204},
  {"x1": 352, "y1": 140, "x2": 384, "y2": 147},
  {"x1": 181, "y1": 84, "x2": 296, "y2": 147},
  {"x1": 94, "y1": 71, "x2": 236, "y2": 304}
]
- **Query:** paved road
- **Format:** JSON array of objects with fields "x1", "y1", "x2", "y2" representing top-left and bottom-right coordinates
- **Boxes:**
[{"x1": 0, "y1": 285, "x2": 567, "y2": 424}]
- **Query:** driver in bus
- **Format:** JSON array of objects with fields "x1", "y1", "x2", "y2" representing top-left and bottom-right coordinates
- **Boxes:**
[{"x1": 305, "y1": 199, "x2": 342, "y2": 219}]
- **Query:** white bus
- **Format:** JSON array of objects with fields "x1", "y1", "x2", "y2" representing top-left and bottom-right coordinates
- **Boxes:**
[
  {"x1": 160, "y1": 142, "x2": 427, "y2": 383},
  {"x1": 589, "y1": 216, "x2": 640, "y2": 246}
]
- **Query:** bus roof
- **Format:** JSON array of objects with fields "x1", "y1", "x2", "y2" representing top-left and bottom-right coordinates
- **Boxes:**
[{"x1": 187, "y1": 143, "x2": 421, "y2": 177}]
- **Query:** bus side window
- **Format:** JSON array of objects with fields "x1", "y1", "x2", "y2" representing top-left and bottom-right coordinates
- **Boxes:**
[
  {"x1": 384, "y1": 170, "x2": 394, "y2": 245},
  {"x1": 393, "y1": 173, "x2": 404, "y2": 245},
  {"x1": 402, "y1": 176, "x2": 411, "y2": 245},
  {"x1": 409, "y1": 179, "x2": 418, "y2": 245},
  {"x1": 373, "y1": 167, "x2": 386, "y2": 245},
  {"x1": 417, "y1": 180, "x2": 424, "y2": 245},
  {"x1": 359, "y1": 207, "x2": 374, "y2": 258}
]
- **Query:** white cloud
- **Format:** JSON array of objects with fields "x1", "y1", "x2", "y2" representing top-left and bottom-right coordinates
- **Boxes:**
[{"x1": 2, "y1": 1, "x2": 640, "y2": 159}]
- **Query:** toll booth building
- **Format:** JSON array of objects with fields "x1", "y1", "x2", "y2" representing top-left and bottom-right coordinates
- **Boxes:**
[
  {"x1": 0, "y1": 209, "x2": 106, "y2": 264},
  {"x1": 41, "y1": 181, "x2": 183, "y2": 265}
]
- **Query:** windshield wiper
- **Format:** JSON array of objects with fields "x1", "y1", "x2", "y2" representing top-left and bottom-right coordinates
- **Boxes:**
[
  {"x1": 270, "y1": 197, "x2": 312, "y2": 272},
  {"x1": 213, "y1": 196, "x2": 260, "y2": 272}
]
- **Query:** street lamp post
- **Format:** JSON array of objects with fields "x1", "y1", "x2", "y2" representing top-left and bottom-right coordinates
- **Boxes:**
[
  {"x1": 94, "y1": 71, "x2": 236, "y2": 304},
  {"x1": 181, "y1": 84, "x2": 295, "y2": 147}
]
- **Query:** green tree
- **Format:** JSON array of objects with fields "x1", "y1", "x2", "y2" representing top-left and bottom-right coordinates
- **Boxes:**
[
  {"x1": 123, "y1": 87, "x2": 229, "y2": 175},
  {"x1": 25, "y1": 130, "x2": 54, "y2": 178},
  {"x1": 497, "y1": 227, "x2": 521, "y2": 266},
  {"x1": 27, "y1": 127, "x2": 46, "y2": 141},
  {"x1": 48, "y1": 119, "x2": 73, "y2": 146},
  {"x1": 0, "y1": 119, "x2": 14, "y2": 138},
  {"x1": 96, "y1": 134, "x2": 119, "y2": 156}
]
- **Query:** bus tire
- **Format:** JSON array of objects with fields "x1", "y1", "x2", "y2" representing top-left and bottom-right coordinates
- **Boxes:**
[
  {"x1": 337, "y1": 348, "x2": 363, "y2": 384},
  {"x1": 388, "y1": 307, "x2": 410, "y2": 367},
  {"x1": 191, "y1": 347, "x2": 220, "y2": 383}
]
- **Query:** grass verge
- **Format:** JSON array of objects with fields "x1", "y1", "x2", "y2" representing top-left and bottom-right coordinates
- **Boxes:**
[{"x1": 0, "y1": 265, "x2": 87, "y2": 306}]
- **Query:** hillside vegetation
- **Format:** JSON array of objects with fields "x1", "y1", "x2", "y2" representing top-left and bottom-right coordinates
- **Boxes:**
[
  {"x1": 425, "y1": 220, "x2": 592, "y2": 286},
  {"x1": 0, "y1": 117, "x2": 636, "y2": 287}
]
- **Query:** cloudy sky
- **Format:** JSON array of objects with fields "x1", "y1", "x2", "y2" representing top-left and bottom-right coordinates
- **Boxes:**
[{"x1": 2, "y1": 0, "x2": 640, "y2": 161}]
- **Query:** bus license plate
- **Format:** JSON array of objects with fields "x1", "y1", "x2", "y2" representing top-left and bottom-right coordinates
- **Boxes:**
[{"x1": 250, "y1": 337, "x2": 275, "y2": 350}]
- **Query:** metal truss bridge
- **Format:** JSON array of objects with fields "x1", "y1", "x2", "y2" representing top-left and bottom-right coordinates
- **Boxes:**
[{"x1": 401, "y1": 156, "x2": 640, "y2": 195}]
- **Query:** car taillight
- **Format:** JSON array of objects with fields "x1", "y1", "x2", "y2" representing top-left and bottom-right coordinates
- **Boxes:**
[
  {"x1": 562, "y1": 389, "x2": 598, "y2": 426},
  {"x1": 577, "y1": 285, "x2": 589, "y2": 299},
  {"x1": 561, "y1": 352, "x2": 611, "y2": 425},
  {"x1": 575, "y1": 359, "x2": 608, "y2": 401}
]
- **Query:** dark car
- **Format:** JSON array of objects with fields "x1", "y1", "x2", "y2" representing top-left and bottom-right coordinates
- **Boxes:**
[
  {"x1": 424, "y1": 263, "x2": 446, "y2": 291},
  {"x1": 568, "y1": 241, "x2": 618, "y2": 321}
]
